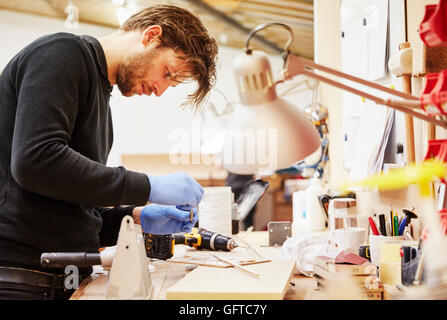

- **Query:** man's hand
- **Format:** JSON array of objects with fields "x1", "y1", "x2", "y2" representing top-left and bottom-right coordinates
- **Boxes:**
[
  {"x1": 133, "y1": 204, "x2": 198, "y2": 235},
  {"x1": 147, "y1": 172, "x2": 204, "y2": 209}
]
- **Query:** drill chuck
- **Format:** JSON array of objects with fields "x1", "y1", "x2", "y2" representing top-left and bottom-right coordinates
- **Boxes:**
[{"x1": 197, "y1": 228, "x2": 238, "y2": 251}]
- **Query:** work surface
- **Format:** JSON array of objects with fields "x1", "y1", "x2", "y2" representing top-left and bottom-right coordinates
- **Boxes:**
[{"x1": 70, "y1": 231, "x2": 323, "y2": 300}]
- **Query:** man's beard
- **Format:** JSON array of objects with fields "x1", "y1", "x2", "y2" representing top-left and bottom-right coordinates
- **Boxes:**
[{"x1": 115, "y1": 50, "x2": 157, "y2": 96}]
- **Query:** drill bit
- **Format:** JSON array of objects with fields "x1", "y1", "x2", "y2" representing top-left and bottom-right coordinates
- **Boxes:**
[{"x1": 227, "y1": 239, "x2": 239, "y2": 250}]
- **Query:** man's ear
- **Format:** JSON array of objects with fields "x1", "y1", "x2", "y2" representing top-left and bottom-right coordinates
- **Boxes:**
[{"x1": 141, "y1": 25, "x2": 163, "y2": 46}]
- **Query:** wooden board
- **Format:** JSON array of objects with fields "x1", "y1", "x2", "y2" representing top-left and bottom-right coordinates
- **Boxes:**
[
  {"x1": 165, "y1": 259, "x2": 295, "y2": 300},
  {"x1": 0, "y1": 0, "x2": 314, "y2": 59}
]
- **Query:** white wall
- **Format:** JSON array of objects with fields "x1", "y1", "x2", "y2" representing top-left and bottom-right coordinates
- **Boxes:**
[
  {"x1": 0, "y1": 9, "x2": 313, "y2": 170},
  {"x1": 314, "y1": 0, "x2": 344, "y2": 189}
]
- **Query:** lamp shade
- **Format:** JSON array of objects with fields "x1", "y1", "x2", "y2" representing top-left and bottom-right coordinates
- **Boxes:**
[{"x1": 221, "y1": 50, "x2": 321, "y2": 174}]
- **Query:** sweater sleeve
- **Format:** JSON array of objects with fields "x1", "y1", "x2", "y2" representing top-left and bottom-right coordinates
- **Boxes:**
[
  {"x1": 97, "y1": 206, "x2": 137, "y2": 247},
  {"x1": 10, "y1": 37, "x2": 150, "y2": 207}
]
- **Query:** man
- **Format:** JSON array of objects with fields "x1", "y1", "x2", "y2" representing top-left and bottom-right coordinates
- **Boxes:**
[{"x1": 0, "y1": 5, "x2": 218, "y2": 299}]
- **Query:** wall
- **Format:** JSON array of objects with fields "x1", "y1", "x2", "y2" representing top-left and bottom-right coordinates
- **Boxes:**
[
  {"x1": 0, "y1": 9, "x2": 313, "y2": 170},
  {"x1": 314, "y1": 0, "x2": 345, "y2": 189}
]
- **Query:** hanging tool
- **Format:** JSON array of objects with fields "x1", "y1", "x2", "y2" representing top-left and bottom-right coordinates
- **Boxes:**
[
  {"x1": 388, "y1": 42, "x2": 416, "y2": 163},
  {"x1": 402, "y1": 208, "x2": 419, "y2": 226}
]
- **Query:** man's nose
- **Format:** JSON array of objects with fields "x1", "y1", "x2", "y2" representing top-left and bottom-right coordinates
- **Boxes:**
[{"x1": 154, "y1": 80, "x2": 170, "y2": 97}]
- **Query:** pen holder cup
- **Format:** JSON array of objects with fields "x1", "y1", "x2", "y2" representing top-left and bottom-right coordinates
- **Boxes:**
[{"x1": 369, "y1": 235, "x2": 404, "y2": 266}]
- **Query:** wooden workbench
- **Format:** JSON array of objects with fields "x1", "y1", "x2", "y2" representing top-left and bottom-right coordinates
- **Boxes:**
[{"x1": 70, "y1": 231, "x2": 324, "y2": 300}]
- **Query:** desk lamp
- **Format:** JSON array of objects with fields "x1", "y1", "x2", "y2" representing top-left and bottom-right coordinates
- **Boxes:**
[
  {"x1": 221, "y1": 23, "x2": 321, "y2": 175},
  {"x1": 221, "y1": 22, "x2": 447, "y2": 175}
]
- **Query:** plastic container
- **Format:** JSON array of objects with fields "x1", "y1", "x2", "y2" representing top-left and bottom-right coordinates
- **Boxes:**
[
  {"x1": 292, "y1": 190, "x2": 307, "y2": 233},
  {"x1": 419, "y1": 0, "x2": 447, "y2": 47},
  {"x1": 424, "y1": 139, "x2": 447, "y2": 183},
  {"x1": 420, "y1": 73, "x2": 442, "y2": 115},
  {"x1": 304, "y1": 177, "x2": 326, "y2": 231},
  {"x1": 369, "y1": 234, "x2": 404, "y2": 266}
]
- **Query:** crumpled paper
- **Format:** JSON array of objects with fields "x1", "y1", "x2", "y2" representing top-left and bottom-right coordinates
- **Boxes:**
[{"x1": 277, "y1": 232, "x2": 342, "y2": 277}]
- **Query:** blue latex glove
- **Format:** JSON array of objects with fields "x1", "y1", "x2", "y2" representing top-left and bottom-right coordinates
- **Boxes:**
[
  {"x1": 147, "y1": 172, "x2": 204, "y2": 209},
  {"x1": 140, "y1": 204, "x2": 198, "y2": 235}
]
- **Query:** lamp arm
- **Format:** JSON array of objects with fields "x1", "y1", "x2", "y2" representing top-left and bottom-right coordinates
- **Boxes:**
[{"x1": 284, "y1": 54, "x2": 447, "y2": 129}]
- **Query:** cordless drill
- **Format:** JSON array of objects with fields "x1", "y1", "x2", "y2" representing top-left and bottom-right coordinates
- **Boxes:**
[
  {"x1": 41, "y1": 228, "x2": 238, "y2": 267},
  {"x1": 173, "y1": 227, "x2": 238, "y2": 251}
]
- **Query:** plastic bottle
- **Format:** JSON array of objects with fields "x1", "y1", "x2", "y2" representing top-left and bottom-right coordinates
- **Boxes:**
[
  {"x1": 292, "y1": 190, "x2": 307, "y2": 233},
  {"x1": 304, "y1": 176, "x2": 326, "y2": 231}
]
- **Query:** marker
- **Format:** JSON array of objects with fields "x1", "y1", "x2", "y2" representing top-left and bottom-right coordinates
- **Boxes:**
[
  {"x1": 390, "y1": 210, "x2": 394, "y2": 236},
  {"x1": 379, "y1": 214, "x2": 387, "y2": 236},
  {"x1": 393, "y1": 215, "x2": 399, "y2": 236},
  {"x1": 368, "y1": 217, "x2": 380, "y2": 235},
  {"x1": 398, "y1": 216, "x2": 407, "y2": 236}
]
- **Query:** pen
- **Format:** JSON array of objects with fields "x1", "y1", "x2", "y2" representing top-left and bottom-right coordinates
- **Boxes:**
[
  {"x1": 379, "y1": 214, "x2": 387, "y2": 236},
  {"x1": 368, "y1": 217, "x2": 380, "y2": 236}
]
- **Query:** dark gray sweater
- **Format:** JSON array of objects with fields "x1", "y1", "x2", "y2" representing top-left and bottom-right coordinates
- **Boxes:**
[{"x1": 0, "y1": 33, "x2": 150, "y2": 272}]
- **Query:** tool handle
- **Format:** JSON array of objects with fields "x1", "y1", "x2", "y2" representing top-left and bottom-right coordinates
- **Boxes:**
[
  {"x1": 174, "y1": 233, "x2": 186, "y2": 245},
  {"x1": 40, "y1": 252, "x2": 102, "y2": 268}
]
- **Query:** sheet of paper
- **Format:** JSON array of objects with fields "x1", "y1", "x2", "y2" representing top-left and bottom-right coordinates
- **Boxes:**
[
  {"x1": 348, "y1": 101, "x2": 393, "y2": 182},
  {"x1": 198, "y1": 187, "x2": 232, "y2": 236},
  {"x1": 366, "y1": 0, "x2": 389, "y2": 81}
]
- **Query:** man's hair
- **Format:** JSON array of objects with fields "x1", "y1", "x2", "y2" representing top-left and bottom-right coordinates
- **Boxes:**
[{"x1": 120, "y1": 5, "x2": 218, "y2": 110}]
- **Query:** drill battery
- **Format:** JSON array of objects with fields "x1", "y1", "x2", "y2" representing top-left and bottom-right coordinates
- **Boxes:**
[
  {"x1": 143, "y1": 228, "x2": 238, "y2": 261},
  {"x1": 143, "y1": 233, "x2": 175, "y2": 260}
]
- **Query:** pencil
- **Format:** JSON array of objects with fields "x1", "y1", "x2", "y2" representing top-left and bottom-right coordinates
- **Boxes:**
[
  {"x1": 390, "y1": 210, "x2": 394, "y2": 236},
  {"x1": 190, "y1": 209, "x2": 193, "y2": 222}
]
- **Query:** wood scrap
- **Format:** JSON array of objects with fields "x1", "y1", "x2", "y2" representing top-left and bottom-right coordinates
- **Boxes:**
[
  {"x1": 212, "y1": 254, "x2": 260, "y2": 278},
  {"x1": 168, "y1": 255, "x2": 271, "y2": 268}
]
